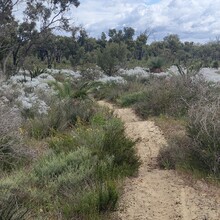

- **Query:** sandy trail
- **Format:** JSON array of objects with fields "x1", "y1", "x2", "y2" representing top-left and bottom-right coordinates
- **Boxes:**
[{"x1": 98, "y1": 100, "x2": 220, "y2": 220}]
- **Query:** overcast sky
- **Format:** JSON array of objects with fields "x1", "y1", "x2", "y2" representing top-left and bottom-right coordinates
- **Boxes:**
[{"x1": 71, "y1": 0, "x2": 220, "y2": 43}]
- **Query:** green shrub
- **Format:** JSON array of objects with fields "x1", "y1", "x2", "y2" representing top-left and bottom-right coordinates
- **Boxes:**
[
  {"x1": 26, "y1": 102, "x2": 67, "y2": 139},
  {"x1": 1, "y1": 104, "x2": 139, "y2": 219},
  {"x1": 97, "y1": 43, "x2": 128, "y2": 76},
  {"x1": 134, "y1": 74, "x2": 209, "y2": 119},
  {"x1": 32, "y1": 147, "x2": 96, "y2": 185},
  {"x1": 93, "y1": 82, "x2": 124, "y2": 102},
  {"x1": 26, "y1": 100, "x2": 98, "y2": 139},
  {"x1": 117, "y1": 91, "x2": 146, "y2": 107},
  {"x1": 71, "y1": 114, "x2": 140, "y2": 176},
  {"x1": 212, "y1": 60, "x2": 219, "y2": 69},
  {"x1": 148, "y1": 57, "x2": 164, "y2": 72},
  {"x1": 101, "y1": 118, "x2": 140, "y2": 176},
  {"x1": 29, "y1": 67, "x2": 46, "y2": 80},
  {"x1": 48, "y1": 133, "x2": 76, "y2": 154},
  {"x1": 29, "y1": 145, "x2": 119, "y2": 218},
  {"x1": 97, "y1": 181, "x2": 118, "y2": 212}
]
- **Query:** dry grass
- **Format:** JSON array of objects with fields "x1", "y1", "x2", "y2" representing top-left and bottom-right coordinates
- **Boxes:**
[
  {"x1": 187, "y1": 95, "x2": 220, "y2": 175},
  {"x1": 152, "y1": 116, "x2": 186, "y2": 140}
]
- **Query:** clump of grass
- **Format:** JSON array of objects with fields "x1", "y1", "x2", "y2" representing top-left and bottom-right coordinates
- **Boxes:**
[
  {"x1": 0, "y1": 171, "x2": 31, "y2": 220},
  {"x1": 0, "y1": 136, "x2": 28, "y2": 172},
  {"x1": 0, "y1": 191, "x2": 30, "y2": 220},
  {"x1": 32, "y1": 147, "x2": 96, "y2": 186}
]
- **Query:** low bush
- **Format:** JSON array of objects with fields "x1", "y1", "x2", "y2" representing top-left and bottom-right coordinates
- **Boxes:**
[
  {"x1": 134, "y1": 74, "x2": 209, "y2": 119},
  {"x1": 29, "y1": 67, "x2": 46, "y2": 80},
  {"x1": 0, "y1": 190, "x2": 30, "y2": 220},
  {"x1": 157, "y1": 135, "x2": 191, "y2": 170},
  {"x1": 79, "y1": 64, "x2": 102, "y2": 81},
  {"x1": 0, "y1": 136, "x2": 28, "y2": 172},
  {"x1": 212, "y1": 60, "x2": 219, "y2": 69},
  {"x1": 117, "y1": 91, "x2": 146, "y2": 107},
  {"x1": 157, "y1": 89, "x2": 220, "y2": 179},
  {"x1": 187, "y1": 96, "x2": 220, "y2": 176},
  {"x1": 26, "y1": 102, "x2": 68, "y2": 139},
  {"x1": 148, "y1": 57, "x2": 164, "y2": 73},
  {"x1": 1, "y1": 106, "x2": 139, "y2": 219},
  {"x1": 94, "y1": 77, "x2": 146, "y2": 103},
  {"x1": 26, "y1": 99, "x2": 98, "y2": 139},
  {"x1": 101, "y1": 117, "x2": 140, "y2": 176},
  {"x1": 48, "y1": 133, "x2": 76, "y2": 154},
  {"x1": 93, "y1": 82, "x2": 126, "y2": 102}
]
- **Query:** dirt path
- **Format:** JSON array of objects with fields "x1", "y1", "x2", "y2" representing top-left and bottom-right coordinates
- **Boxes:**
[{"x1": 98, "y1": 101, "x2": 220, "y2": 220}]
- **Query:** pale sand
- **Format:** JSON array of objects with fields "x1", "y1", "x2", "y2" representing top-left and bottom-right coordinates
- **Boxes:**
[{"x1": 98, "y1": 100, "x2": 220, "y2": 220}]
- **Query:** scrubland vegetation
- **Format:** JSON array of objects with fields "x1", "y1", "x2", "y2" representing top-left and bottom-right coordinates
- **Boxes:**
[
  {"x1": 95, "y1": 68, "x2": 220, "y2": 180},
  {"x1": 2, "y1": 63, "x2": 220, "y2": 218},
  {"x1": 0, "y1": 78, "x2": 140, "y2": 219},
  {"x1": 1, "y1": 0, "x2": 220, "y2": 219}
]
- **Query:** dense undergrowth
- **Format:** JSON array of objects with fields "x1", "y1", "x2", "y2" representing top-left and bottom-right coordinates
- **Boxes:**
[
  {"x1": 95, "y1": 69, "x2": 220, "y2": 180},
  {"x1": 1, "y1": 63, "x2": 220, "y2": 219},
  {"x1": 0, "y1": 79, "x2": 140, "y2": 219}
]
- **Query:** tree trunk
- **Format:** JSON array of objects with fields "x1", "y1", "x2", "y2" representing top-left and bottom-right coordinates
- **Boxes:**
[{"x1": 2, "y1": 50, "x2": 12, "y2": 78}]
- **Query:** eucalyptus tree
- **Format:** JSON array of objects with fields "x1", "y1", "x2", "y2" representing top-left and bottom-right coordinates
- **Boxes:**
[
  {"x1": 0, "y1": 0, "x2": 18, "y2": 76},
  {"x1": 97, "y1": 42, "x2": 128, "y2": 76},
  {"x1": 0, "y1": 0, "x2": 80, "y2": 76},
  {"x1": 135, "y1": 33, "x2": 148, "y2": 60}
]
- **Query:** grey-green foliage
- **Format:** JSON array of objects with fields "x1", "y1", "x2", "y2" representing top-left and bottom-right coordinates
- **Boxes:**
[
  {"x1": 134, "y1": 74, "x2": 208, "y2": 119},
  {"x1": 97, "y1": 42, "x2": 128, "y2": 76},
  {"x1": 1, "y1": 110, "x2": 139, "y2": 219},
  {"x1": 32, "y1": 147, "x2": 97, "y2": 185},
  {"x1": 187, "y1": 96, "x2": 220, "y2": 175}
]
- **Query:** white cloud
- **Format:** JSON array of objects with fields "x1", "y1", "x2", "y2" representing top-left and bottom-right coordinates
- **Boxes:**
[{"x1": 70, "y1": 0, "x2": 220, "y2": 42}]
